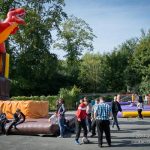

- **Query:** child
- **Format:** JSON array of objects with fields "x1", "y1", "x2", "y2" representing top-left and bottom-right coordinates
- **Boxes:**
[
  {"x1": 6, "y1": 108, "x2": 25, "y2": 135},
  {"x1": 0, "y1": 112, "x2": 9, "y2": 134},
  {"x1": 49, "y1": 113, "x2": 58, "y2": 124},
  {"x1": 137, "y1": 101, "x2": 144, "y2": 119}
]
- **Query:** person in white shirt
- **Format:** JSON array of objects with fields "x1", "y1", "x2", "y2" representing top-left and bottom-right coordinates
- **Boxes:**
[
  {"x1": 144, "y1": 95, "x2": 148, "y2": 105},
  {"x1": 137, "y1": 101, "x2": 144, "y2": 119}
]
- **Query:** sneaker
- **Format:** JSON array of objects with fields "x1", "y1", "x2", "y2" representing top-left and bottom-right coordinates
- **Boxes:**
[
  {"x1": 98, "y1": 144, "x2": 102, "y2": 148},
  {"x1": 58, "y1": 135, "x2": 64, "y2": 138},
  {"x1": 117, "y1": 127, "x2": 120, "y2": 131},
  {"x1": 82, "y1": 137, "x2": 90, "y2": 144},
  {"x1": 90, "y1": 134, "x2": 96, "y2": 137},
  {"x1": 75, "y1": 139, "x2": 80, "y2": 145}
]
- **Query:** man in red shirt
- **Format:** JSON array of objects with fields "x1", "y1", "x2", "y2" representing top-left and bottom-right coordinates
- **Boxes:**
[{"x1": 75, "y1": 98, "x2": 88, "y2": 144}]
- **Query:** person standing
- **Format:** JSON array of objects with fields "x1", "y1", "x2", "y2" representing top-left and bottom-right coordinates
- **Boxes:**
[
  {"x1": 138, "y1": 94, "x2": 143, "y2": 103},
  {"x1": 117, "y1": 94, "x2": 121, "y2": 102},
  {"x1": 57, "y1": 99, "x2": 66, "y2": 138},
  {"x1": 94, "y1": 97, "x2": 112, "y2": 147},
  {"x1": 84, "y1": 97, "x2": 92, "y2": 132},
  {"x1": 137, "y1": 100, "x2": 144, "y2": 119},
  {"x1": 75, "y1": 99, "x2": 88, "y2": 145},
  {"x1": 132, "y1": 94, "x2": 135, "y2": 103},
  {"x1": 111, "y1": 95, "x2": 122, "y2": 131},
  {"x1": 90, "y1": 98, "x2": 99, "y2": 137},
  {"x1": 135, "y1": 93, "x2": 139, "y2": 102},
  {"x1": 91, "y1": 97, "x2": 95, "y2": 106},
  {"x1": 144, "y1": 95, "x2": 148, "y2": 105},
  {"x1": 56, "y1": 99, "x2": 60, "y2": 111}
]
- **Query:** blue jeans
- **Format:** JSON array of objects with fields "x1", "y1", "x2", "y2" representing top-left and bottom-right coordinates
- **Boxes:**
[
  {"x1": 58, "y1": 117, "x2": 65, "y2": 137},
  {"x1": 112, "y1": 112, "x2": 119, "y2": 129}
]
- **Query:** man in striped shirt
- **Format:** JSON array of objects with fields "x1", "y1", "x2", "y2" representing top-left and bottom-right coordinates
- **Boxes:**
[{"x1": 94, "y1": 97, "x2": 112, "y2": 147}]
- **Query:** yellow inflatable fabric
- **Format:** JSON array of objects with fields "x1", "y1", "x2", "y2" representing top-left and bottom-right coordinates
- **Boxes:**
[
  {"x1": 0, "y1": 54, "x2": 2, "y2": 73},
  {"x1": 0, "y1": 22, "x2": 18, "y2": 44},
  {"x1": 122, "y1": 111, "x2": 150, "y2": 118},
  {"x1": 4, "y1": 53, "x2": 9, "y2": 78},
  {"x1": 0, "y1": 101, "x2": 49, "y2": 119}
]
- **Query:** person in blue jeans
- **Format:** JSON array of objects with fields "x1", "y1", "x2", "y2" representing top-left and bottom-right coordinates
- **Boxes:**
[
  {"x1": 111, "y1": 95, "x2": 122, "y2": 131},
  {"x1": 57, "y1": 99, "x2": 66, "y2": 138}
]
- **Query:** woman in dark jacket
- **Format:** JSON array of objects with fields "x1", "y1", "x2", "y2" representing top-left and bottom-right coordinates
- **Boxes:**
[{"x1": 57, "y1": 99, "x2": 66, "y2": 138}]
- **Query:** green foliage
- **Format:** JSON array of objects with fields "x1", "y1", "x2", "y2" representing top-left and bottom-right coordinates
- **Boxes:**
[
  {"x1": 46, "y1": 95, "x2": 58, "y2": 110},
  {"x1": 79, "y1": 52, "x2": 110, "y2": 92},
  {"x1": 10, "y1": 86, "x2": 81, "y2": 110},
  {"x1": 1, "y1": 1, "x2": 150, "y2": 96},
  {"x1": 59, "y1": 85, "x2": 81, "y2": 109},
  {"x1": 132, "y1": 31, "x2": 150, "y2": 77},
  {"x1": 132, "y1": 30, "x2": 150, "y2": 93},
  {"x1": 54, "y1": 16, "x2": 96, "y2": 83},
  {"x1": 139, "y1": 78, "x2": 150, "y2": 95},
  {"x1": 78, "y1": 34, "x2": 150, "y2": 95},
  {"x1": 54, "y1": 15, "x2": 96, "y2": 64},
  {"x1": 104, "y1": 95, "x2": 114, "y2": 102},
  {"x1": 0, "y1": 0, "x2": 67, "y2": 96}
]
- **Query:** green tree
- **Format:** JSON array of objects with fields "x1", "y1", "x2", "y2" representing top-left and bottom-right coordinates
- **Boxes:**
[
  {"x1": 132, "y1": 30, "x2": 150, "y2": 93},
  {"x1": 54, "y1": 15, "x2": 96, "y2": 64},
  {"x1": 0, "y1": 0, "x2": 67, "y2": 95},
  {"x1": 54, "y1": 15, "x2": 96, "y2": 82},
  {"x1": 104, "y1": 38, "x2": 138, "y2": 93},
  {"x1": 118, "y1": 38, "x2": 138, "y2": 92},
  {"x1": 79, "y1": 53, "x2": 111, "y2": 93},
  {"x1": 106, "y1": 50, "x2": 126, "y2": 92},
  {"x1": 133, "y1": 30, "x2": 150, "y2": 77}
]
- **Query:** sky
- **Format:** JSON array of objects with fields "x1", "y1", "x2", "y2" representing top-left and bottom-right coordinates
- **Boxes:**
[{"x1": 54, "y1": 0, "x2": 150, "y2": 58}]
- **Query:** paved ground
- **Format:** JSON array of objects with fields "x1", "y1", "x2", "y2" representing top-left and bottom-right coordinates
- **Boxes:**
[{"x1": 0, "y1": 117, "x2": 150, "y2": 150}]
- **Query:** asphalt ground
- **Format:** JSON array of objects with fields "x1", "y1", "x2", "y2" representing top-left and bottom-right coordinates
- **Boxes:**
[{"x1": 0, "y1": 117, "x2": 150, "y2": 150}]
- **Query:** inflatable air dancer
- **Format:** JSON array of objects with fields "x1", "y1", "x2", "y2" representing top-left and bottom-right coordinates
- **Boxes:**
[{"x1": 0, "y1": 8, "x2": 26, "y2": 99}]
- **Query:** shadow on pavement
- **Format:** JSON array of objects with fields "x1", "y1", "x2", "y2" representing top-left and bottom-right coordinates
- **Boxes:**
[
  {"x1": 112, "y1": 140, "x2": 150, "y2": 147},
  {"x1": 119, "y1": 121, "x2": 150, "y2": 125}
]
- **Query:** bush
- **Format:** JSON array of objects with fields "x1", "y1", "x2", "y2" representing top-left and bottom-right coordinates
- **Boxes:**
[
  {"x1": 104, "y1": 95, "x2": 114, "y2": 102},
  {"x1": 10, "y1": 86, "x2": 81, "y2": 110},
  {"x1": 139, "y1": 79, "x2": 150, "y2": 95},
  {"x1": 59, "y1": 85, "x2": 81, "y2": 109},
  {"x1": 46, "y1": 95, "x2": 58, "y2": 110}
]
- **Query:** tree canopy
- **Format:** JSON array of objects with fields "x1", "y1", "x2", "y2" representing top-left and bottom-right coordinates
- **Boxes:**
[{"x1": 0, "y1": 0, "x2": 150, "y2": 96}]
